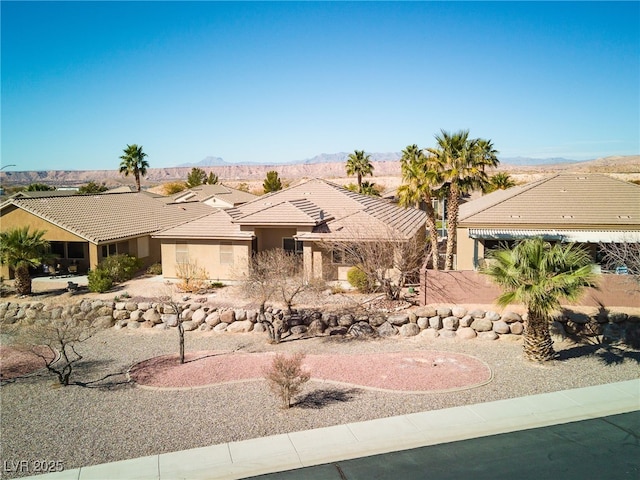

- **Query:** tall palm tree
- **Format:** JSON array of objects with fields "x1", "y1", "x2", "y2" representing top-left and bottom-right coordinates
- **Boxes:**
[
  {"x1": 397, "y1": 144, "x2": 442, "y2": 270},
  {"x1": 481, "y1": 238, "x2": 597, "y2": 362},
  {"x1": 0, "y1": 227, "x2": 51, "y2": 296},
  {"x1": 345, "y1": 150, "x2": 374, "y2": 193},
  {"x1": 428, "y1": 130, "x2": 498, "y2": 270},
  {"x1": 119, "y1": 144, "x2": 149, "y2": 192}
]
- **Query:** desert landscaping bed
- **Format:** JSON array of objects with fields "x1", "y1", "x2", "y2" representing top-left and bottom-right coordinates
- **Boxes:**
[{"x1": 1, "y1": 327, "x2": 638, "y2": 479}]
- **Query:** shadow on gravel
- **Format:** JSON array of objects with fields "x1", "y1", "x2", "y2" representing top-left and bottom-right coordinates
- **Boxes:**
[
  {"x1": 556, "y1": 344, "x2": 640, "y2": 365},
  {"x1": 296, "y1": 387, "x2": 362, "y2": 409}
]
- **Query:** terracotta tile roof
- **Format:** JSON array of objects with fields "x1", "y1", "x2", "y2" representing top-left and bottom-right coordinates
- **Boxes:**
[
  {"x1": 155, "y1": 178, "x2": 426, "y2": 241},
  {"x1": 153, "y1": 209, "x2": 253, "y2": 240},
  {"x1": 235, "y1": 198, "x2": 333, "y2": 226},
  {"x1": 2, "y1": 192, "x2": 212, "y2": 243},
  {"x1": 459, "y1": 174, "x2": 640, "y2": 229},
  {"x1": 172, "y1": 184, "x2": 257, "y2": 206}
]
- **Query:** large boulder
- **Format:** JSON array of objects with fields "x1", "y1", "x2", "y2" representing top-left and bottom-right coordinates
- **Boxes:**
[
  {"x1": 387, "y1": 313, "x2": 410, "y2": 326},
  {"x1": 469, "y1": 309, "x2": 485, "y2": 319},
  {"x1": 308, "y1": 319, "x2": 327, "y2": 335},
  {"x1": 471, "y1": 318, "x2": 492, "y2": 332},
  {"x1": 442, "y1": 316, "x2": 459, "y2": 331},
  {"x1": 227, "y1": 320, "x2": 254, "y2": 333},
  {"x1": 129, "y1": 310, "x2": 143, "y2": 322},
  {"x1": 428, "y1": 316, "x2": 442, "y2": 330},
  {"x1": 400, "y1": 323, "x2": 420, "y2": 337},
  {"x1": 414, "y1": 306, "x2": 437, "y2": 318},
  {"x1": 485, "y1": 311, "x2": 501, "y2": 322},
  {"x1": 377, "y1": 322, "x2": 398, "y2": 337},
  {"x1": 457, "y1": 327, "x2": 477, "y2": 340},
  {"x1": 451, "y1": 306, "x2": 467, "y2": 318},
  {"x1": 181, "y1": 321, "x2": 199, "y2": 331},
  {"x1": 191, "y1": 308, "x2": 207, "y2": 326},
  {"x1": 338, "y1": 314, "x2": 355, "y2": 327},
  {"x1": 235, "y1": 309, "x2": 247, "y2": 321},
  {"x1": 143, "y1": 309, "x2": 162, "y2": 324},
  {"x1": 509, "y1": 322, "x2": 524, "y2": 335},
  {"x1": 213, "y1": 322, "x2": 229, "y2": 332},
  {"x1": 348, "y1": 322, "x2": 376, "y2": 338},
  {"x1": 113, "y1": 310, "x2": 129, "y2": 321},
  {"x1": 478, "y1": 331, "x2": 499, "y2": 341},
  {"x1": 162, "y1": 314, "x2": 179, "y2": 328},
  {"x1": 290, "y1": 325, "x2": 307, "y2": 335},
  {"x1": 436, "y1": 307, "x2": 452, "y2": 318},
  {"x1": 417, "y1": 317, "x2": 429, "y2": 330},
  {"x1": 205, "y1": 312, "x2": 221, "y2": 327},
  {"x1": 368, "y1": 314, "x2": 387, "y2": 327},
  {"x1": 492, "y1": 320, "x2": 510, "y2": 334},
  {"x1": 421, "y1": 328, "x2": 439, "y2": 339},
  {"x1": 501, "y1": 311, "x2": 522, "y2": 323},
  {"x1": 220, "y1": 310, "x2": 235, "y2": 324}
]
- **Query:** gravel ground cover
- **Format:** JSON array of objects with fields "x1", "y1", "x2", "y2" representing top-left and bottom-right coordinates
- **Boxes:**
[{"x1": 1, "y1": 327, "x2": 639, "y2": 479}]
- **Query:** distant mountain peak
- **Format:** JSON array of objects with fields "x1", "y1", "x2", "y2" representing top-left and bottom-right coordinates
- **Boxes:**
[{"x1": 177, "y1": 156, "x2": 228, "y2": 168}]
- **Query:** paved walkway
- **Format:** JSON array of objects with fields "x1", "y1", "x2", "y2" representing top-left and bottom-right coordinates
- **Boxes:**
[{"x1": 21, "y1": 379, "x2": 639, "y2": 480}]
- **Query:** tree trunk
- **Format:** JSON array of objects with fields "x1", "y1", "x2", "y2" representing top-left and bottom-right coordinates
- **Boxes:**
[
  {"x1": 444, "y1": 186, "x2": 460, "y2": 271},
  {"x1": 178, "y1": 322, "x2": 185, "y2": 364},
  {"x1": 523, "y1": 310, "x2": 556, "y2": 362},
  {"x1": 14, "y1": 264, "x2": 32, "y2": 296},
  {"x1": 423, "y1": 198, "x2": 440, "y2": 270}
]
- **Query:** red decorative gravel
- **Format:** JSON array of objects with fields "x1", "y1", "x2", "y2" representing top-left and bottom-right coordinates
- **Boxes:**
[
  {"x1": 129, "y1": 350, "x2": 493, "y2": 393},
  {"x1": 0, "y1": 346, "x2": 55, "y2": 381}
]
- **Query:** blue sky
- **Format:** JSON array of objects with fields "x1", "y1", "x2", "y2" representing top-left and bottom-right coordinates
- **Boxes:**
[{"x1": 2, "y1": 1, "x2": 639, "y2": 171}]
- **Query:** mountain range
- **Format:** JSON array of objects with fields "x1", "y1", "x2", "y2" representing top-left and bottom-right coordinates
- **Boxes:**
[
  {"x1": 177, "y1": 152, "x2": 574, "y2": 168},
  {"x1": 1, "y1": 154, "x2": 637, "y2": 188}
]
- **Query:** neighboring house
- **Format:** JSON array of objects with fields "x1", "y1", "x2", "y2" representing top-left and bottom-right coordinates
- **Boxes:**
[
  {"x1": 455, "y1": 173, "x2": 640, "y2": 270},
  {"x1": 0, "y1": 192, "x2": 212, "y2": 278},
  {"x1": 154, "y1": 178, "x2": 427, "y2": 282},
  {"x1": 3, "y1": 190, "x2": 79, "y2": 200},
  {"x1": 171, "y1": 184, "x2": 257, "y2": 209}
]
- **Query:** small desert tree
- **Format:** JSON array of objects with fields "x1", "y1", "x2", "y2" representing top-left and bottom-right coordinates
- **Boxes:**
[
  {"x1": 264, "y1": 353, "x2": 310, "y2": 409},
  {"x1": 187, "y1": 167, "x2": 207, "y2": 188},
  {"x1": 175, "y1": 260, "x2": 209, "y2": 293},
  {"x1": 78, "y1": 181, "x2": 109, "y2": 194},
  {"x1": 263, "y1": 171, "x2": 283, "y2": 193},
  {"x1": 8, "y1": 318, "x2": 97, "y2": 386},
  {"x1": 207, "y1": 172, "x2": 219, "y2": 185}
]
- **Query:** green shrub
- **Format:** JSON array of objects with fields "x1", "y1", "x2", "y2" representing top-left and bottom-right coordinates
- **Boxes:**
[
  {"x1": 347, "y1": 266, "x2": 373, "y2": 292},
  {"x1": 87, "y1": 269, "x2": 113, "y2": 293},
  {"x1": 147, "y1": 263, "x2": 162, "y2": 275},
  {"x1": 100, "y1": 254, "x2": 142, "y2": 283}
]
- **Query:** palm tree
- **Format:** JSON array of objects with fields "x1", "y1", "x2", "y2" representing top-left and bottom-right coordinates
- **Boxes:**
[
  {"x1": 0, "y1": 227, "x2": 51, "y2": 296},
  {"x1": 429, "y1": 130, "x2": 498, "y2": 270},
  {"x1": 358, "y1": 181, "x2": 381, "y2": 196},
  {"x1": 345, "y1": 150, "x2": 374, "y2": 193},
  {"x1": 481, "y1": 238, "x2": 597, "y2": 362},
  {"x1": 484, "y1": 172, "x2": 516, "y2": 193},
  {"x1": 397, "y1": 144, "x2": 442, "y2": 270},
  {"x1": 119, "y1": 144, "x2": 149, "y2": 192}
]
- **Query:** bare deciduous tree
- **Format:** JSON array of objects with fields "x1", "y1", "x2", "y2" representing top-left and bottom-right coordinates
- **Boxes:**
[
  {"x1": 598, "y1": 241, "x2": 640, "y2": 278},
  {"x1": 158, "y1": 282, "x2": 187, "y2": 364},
  {"x1": 320, "y1": 226, "x2": 426, "y2": 300},
  {"x1": 8, "y1": 319, "x2": 97, "y2": 386},
  {"x1": 238, "y1": 249, "x2": 313, "y2": 343},
  {"x1": 175, "y1": 260, "x2": 209, "y2": 293}
]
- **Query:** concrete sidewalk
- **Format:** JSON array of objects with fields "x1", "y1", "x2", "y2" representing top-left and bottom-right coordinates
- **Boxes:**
[{"x1": 21, "y1": 379, "x2": 639, "y2": 480}]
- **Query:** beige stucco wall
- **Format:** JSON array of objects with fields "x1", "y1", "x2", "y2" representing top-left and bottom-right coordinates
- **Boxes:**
[
  {"x1": 1, "y1": 206, "x2": 92, "y2": 277},
  {"x1": 254, "y1": 227, "x2": 297, "y2": 251},
  {"x1": 456, "y1": 228, "x2": 481, "y2": 271},
  {"x1": 160, "y1": 239, "x2": 251, "y2": 281}
]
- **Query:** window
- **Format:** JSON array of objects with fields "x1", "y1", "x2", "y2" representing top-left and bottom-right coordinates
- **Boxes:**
[
  {"x1": 332, "y1": 249, "x2": 344, "y2": 264},
  {"x1": 50, "y1": 242, "x2": 65, "y2": 258},
  {"x1": 220, "y1": 243, "x2": 234, "y2": 265},
  {"x1": 283, "y1": 238, "x2": 303, "y2": 255},
  {"x1": 101, "y1": 243, "x2": 117, "y2": 258},
  {"x1": 175, "y1": 242, "x2": 188, "y2": 263},
  {"x1": 67, "y1": 242, "x2": 85, "y2": 259}
]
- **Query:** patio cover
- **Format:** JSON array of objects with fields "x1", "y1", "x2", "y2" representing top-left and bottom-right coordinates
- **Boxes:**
[{"x1": 468, "y1": 229, "x2": 640, "y2": 243}]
